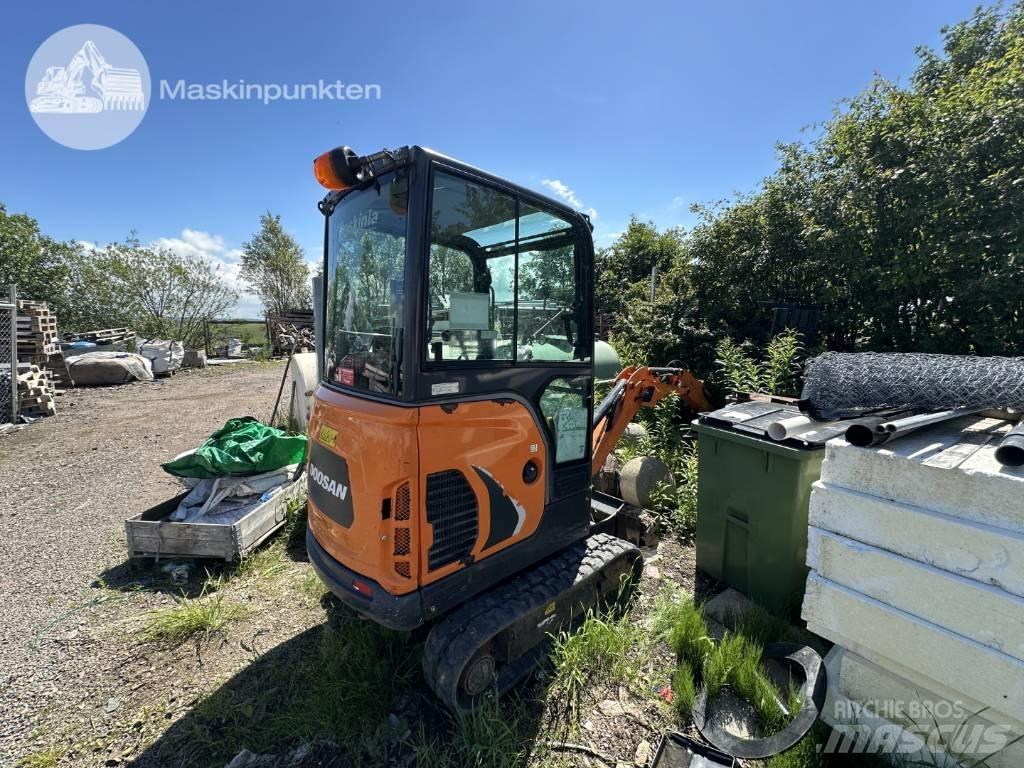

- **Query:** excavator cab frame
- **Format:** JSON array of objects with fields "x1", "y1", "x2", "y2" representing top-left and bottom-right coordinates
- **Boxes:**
[
  {"x1": 308, "y1": 147, "x2": 600, "y2": 628},
  {"x1": 306, "y1": 145, "x2": 707, "y2": 710}
]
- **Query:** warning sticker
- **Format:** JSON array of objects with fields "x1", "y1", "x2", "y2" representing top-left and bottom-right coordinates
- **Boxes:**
[{"x1": 431, "y1": 382, "x2": 459, "y2": 396}]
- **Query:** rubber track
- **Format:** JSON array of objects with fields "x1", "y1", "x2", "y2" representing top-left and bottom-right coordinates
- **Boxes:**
[{"x1": 421, "y1": 532, "x2": 641, "y2": 711}]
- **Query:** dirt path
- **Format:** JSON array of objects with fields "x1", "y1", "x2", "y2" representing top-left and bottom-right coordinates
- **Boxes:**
[
  {"x1": 1, "y1": 363, "x2": 713, "y2": 768},
  {"x1": 0, "y1": 362, "x2": 310, "y2": 765}
]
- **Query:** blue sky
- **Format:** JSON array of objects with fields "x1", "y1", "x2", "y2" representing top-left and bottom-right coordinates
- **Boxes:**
[{"x1": 2, "y1": 0, "x2": 978, "y2": 315}]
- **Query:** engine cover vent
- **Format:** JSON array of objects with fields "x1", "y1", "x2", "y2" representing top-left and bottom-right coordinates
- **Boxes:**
[{"x1": 425, "y1": 470, "x2": 478, "y2": 570}]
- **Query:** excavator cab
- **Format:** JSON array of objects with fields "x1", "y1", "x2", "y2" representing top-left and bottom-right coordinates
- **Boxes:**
[{"x1": 306, "y1": 146, "x2": 706, "y2": 710}]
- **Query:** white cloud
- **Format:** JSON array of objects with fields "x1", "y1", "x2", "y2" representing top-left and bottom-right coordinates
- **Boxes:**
[
  {"x1": 78, "y1": 229, "x2": 260, "y2": 318},
  {"x1": 595, "y1": 229, "x2": 622, "y2": 245},
  {"x1": 540, "y1": 179, "x2": 598, "y2": 220},
  {"x1": 150, "y1": 230, "x2": 254, "y2": 311}
]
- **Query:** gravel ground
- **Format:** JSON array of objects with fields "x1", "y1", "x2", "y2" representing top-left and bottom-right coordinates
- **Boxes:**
[
  {"x1": 0, "y1": 361, "x2": 310, "y2": 765},
  {"x1": 0, "y1": 361, "x2": 712, "y2": 768}
]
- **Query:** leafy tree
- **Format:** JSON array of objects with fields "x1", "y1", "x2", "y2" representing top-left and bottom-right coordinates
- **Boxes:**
[
  {"x1": 519, "y1": 246, "x2": 575, "y2": 306},
  {"x1": 240, "y1": 212, "x2": 311, "y2": 317},
  {"x1": 596, "y1": 217, "x2": 688, "y2": 323},
  {"x1": 0, "y1": 203, "x2": 82, "y2": 317},
  {"x1": 0, "y1": 207, "x2": 237, "y2": 346},
  {"x1": 79, "y1": 238, "x2": 237, "y2": 347},
  {"x1": 354, "y1": 232, "x2": 404, "y2": 331},
  {"x1": 688, "y1": 2, "x2": 1024, "y2": 355},
  {"x1": 428, "y1": 244, "x2": 474, "y2": 301},
  {"x1": 598, "y1": 218, "x2": 721, "y2": 379}
]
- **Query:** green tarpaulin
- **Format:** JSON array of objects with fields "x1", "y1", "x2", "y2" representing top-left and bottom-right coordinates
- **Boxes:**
[{"x1": 162, "y1": 417, "x2": 308, "y2": 479}]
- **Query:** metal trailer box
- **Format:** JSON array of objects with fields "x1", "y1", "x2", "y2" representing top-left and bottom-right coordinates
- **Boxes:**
[
  {"x1": 125, "y1": 477, "x2": 306, "y2": 561},
  {"x1": 694, "y1": 420, "x2": 824, "y2": 618}
]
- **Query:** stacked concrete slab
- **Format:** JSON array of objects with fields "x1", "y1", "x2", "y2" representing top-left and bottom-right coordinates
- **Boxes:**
[{"x1": 801, "y1": 416, "x2": 1024, "y2": 766}]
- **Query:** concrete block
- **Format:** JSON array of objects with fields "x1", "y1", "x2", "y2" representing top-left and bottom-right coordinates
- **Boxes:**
[
  {"x1": 182, "y1": 348, "x2": 207, "y2": 368},
  {"x1": 820, "y1": 416, "x2": 1024, "y2": 534},
  {"x1": 809, "y1": 481, "x2": 1024, "y2": 599},
  {"x1": 808, "y1": 527, "x2": 1024, "y2": 660},
  {"x1": 821, "y1": 647, "x2": 1024, "y2": 767},
  {"x1": 802, "y1": 574, "x2": 1024, "y2": 725}
]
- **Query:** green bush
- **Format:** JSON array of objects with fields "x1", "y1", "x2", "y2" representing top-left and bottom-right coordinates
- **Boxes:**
[
  {"x1": 602, "y1": 3, "x2": 1024, "y2": 364},
  {"x1": 715, "y1": 329, "x2": 804, "y2": 397}
]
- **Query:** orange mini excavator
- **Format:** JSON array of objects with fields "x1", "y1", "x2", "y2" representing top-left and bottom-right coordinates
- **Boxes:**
[{"x1": 305, "y1": 146, "x2": 707, "y2": 711}]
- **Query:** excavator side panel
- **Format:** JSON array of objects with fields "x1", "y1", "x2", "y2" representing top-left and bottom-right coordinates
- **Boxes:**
[
  {"x1": 307, "y1": 386, "x2": 420, "y2": 597},
  {"x1": 416, "y1": 400, "x2": 548, "y2": 586}
]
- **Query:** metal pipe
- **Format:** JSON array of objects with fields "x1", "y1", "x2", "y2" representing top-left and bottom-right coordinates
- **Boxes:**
[
  {"x1": 8, "y1": 284, "x2": 16, "y2": 424},
  {"x1": 845, "y1": 418, "x2": 890, "y2": 448},
  {"x1": 996, "y1": 420, "x2": 1024, "y2": 467},
  {"x1": 848, "y1": 408, "x2": 978, "y2": 448},
  {"x1": 879, "y1": 408, "x2": 979, "y2": 434}
]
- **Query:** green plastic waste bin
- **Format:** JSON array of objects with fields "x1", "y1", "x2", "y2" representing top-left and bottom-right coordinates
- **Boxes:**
[{"x1": 694, "y1": 421, "x2": 824, "y2": 618}]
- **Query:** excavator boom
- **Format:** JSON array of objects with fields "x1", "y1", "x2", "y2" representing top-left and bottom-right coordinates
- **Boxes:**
[{"x1": 591, "y1": 365, "x2": 709, "y2": 476}]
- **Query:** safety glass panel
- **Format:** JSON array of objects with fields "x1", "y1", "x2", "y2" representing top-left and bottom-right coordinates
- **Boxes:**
[
  {"x1": 427, "y1": 173, "x2": 516, "y2": 362},
  {"x1": 515, "y1": 202, "x2": 582, "y2": 363},
  {"x1": 539, "y1": 376, "x2": 589, "y2": 463},
  {"x1": 324, "y1": 174, "x2": 408, "y2": 393}
]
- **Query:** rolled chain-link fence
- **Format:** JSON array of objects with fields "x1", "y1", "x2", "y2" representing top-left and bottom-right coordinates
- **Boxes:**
[
  {"x1": 0, "y1": 298, "x2": 15, "y2": 424},
  {"x1": 801, "y1": 352, "x2": 1024, "y2": 420}
]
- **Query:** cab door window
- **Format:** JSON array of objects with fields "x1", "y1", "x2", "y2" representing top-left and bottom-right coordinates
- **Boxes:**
[
  {"x1": 426, "y1": 173, "x2": 516, "y2": 362},
  {"x1": 425, "y1": 172, "x2": 586, "y2": 365},
  {"x1": 516, "y1": 202, "x2": 583, "y2": 363}
]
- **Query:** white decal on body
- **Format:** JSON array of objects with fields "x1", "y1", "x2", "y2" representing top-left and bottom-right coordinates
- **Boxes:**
[{"x1": 309, "y1": 464, "x2": 349, "y2": 500}]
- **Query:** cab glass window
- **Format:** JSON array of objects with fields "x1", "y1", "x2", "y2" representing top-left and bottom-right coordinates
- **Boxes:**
[
  {"x1": 425, "y1": 171, "x2": 585, "y2": 364},
  {"x1": 516, "y1": 202, "x2": 582, "y2": 363},
  {"x1": 324, "y1": 173, "x2": 408, "y2": 394},
  {"x1": 539, "y1": 376, "x2": 590, "y2": 463}
]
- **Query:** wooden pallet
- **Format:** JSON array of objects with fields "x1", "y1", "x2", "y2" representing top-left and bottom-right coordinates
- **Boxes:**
[
  {"x1": 17, "y1": 318, "x2": 56, "y2": 330},
  {"x1": 16, "y1": 299, "x2": 50, "y2": 311},
  {"x1": 16, "y1": 300, "x2": 61, "y2": 363},
  {"x1": 21, "y1": 351, "x2": 73, "y2": 392},
  {"x1": 21, "y1": 403, "x2": 55, "y2": 418},
  {"x1": 16, "y1": 364, "x2": 57, "y2": 417},
  {"x1": 17, "y1": 331, "x2": 57, "y2": 342},
  {"x1": 17, "y1": 343, "x2": 59, "y2": 357},
  {"x1": 69, "y1": 327, "x2": 134, "y2": 342}
]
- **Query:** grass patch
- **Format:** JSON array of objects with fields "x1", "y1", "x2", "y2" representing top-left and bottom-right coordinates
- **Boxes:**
[
  {"x1": 724, "y1": 600, "x2": 810, "y2": 647},
  {"x1": 713, "y1": 633, "x2": 788, "y2": 732},
  {"x1": 654, "y1": 589, "x2": 794, "y2": 738},
  {"x1": 652, "y1": 589, "x2": 712, "y2": 672},
  {"x1": 760, "y1": 727, "x2": 825, "y2": 768},
  {"x1": 297, "y1": 568, "x2": 328, "y2": 605},
  {"x1": 139, "y1": 590, "x2": 247, "y2": 644},
  {"x1": 16, "y1": 747, "x2": 64, "y2": 768},
  {"x1": 550, "y1": 608, "x2": 647, "y2": 715},
  {"x1": 157, "y1": 605, "x2": 419, "y2": 765},
  {"x1": 413, "y1": 695, "x2": 531, "y2": 768},
  {"x1": 235, "y1": 545, "x2": 290, "y2": 582},
  {"x1": 671, "y1": 660, "x2": 697, "y2": 720}
]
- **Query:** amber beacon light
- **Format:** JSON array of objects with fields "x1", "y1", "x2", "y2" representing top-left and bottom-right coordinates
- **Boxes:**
[{"x1": 313, "y1": 145, "x2": 361, "y2": 190}]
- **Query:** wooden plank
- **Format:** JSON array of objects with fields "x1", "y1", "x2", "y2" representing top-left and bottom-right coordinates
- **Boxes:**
[
  {"x1": 125, "y1": 478, "x2": 306, "y2": 561},
  {"x1": 235, "y1": 480, "x2": 306, "y2": 556}
]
